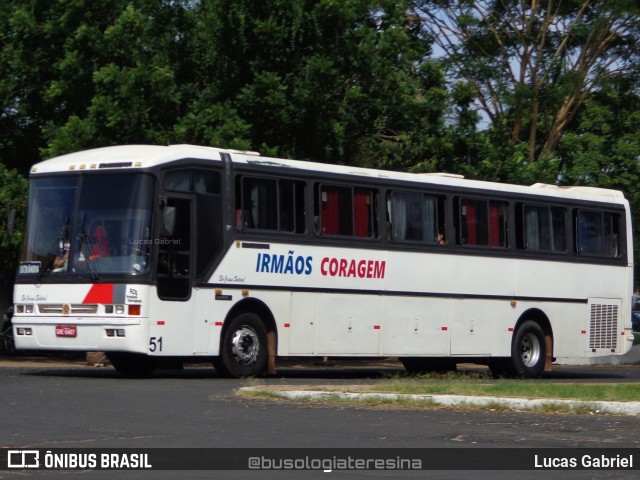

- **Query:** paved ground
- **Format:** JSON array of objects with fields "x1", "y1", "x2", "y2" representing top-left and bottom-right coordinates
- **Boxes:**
[{"x1": 2, "y1": 344, "x2": 639, "y2": 418}]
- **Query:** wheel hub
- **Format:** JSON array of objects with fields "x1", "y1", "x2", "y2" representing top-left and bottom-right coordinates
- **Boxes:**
[
  {"x1": 230, "y1": 326, "x2": 259, "y2": 365},
  {"x1": 520, "y1": 332, "x2": 541, "y2": 367}
]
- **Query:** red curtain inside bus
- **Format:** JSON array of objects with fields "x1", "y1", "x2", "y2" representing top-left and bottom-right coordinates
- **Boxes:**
[
  {"x1": 321, "y1": 189, "x2": 340, "y2": 235},
  {"x1": 464, "y1": 202, "x2": 477, "y2": 245}
]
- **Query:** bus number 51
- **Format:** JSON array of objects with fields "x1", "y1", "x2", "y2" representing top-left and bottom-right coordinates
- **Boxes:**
[{"x1": 149, "y1": 337, "x2": 163, "y2": 352}]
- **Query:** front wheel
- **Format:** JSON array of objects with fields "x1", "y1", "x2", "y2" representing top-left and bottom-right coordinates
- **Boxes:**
[
  {"x1": 510, "y1": 320, "x2": 546, "y2": 378},
  {"x1": 213, "y1": 313, "x2": 268, "y2": 378}
]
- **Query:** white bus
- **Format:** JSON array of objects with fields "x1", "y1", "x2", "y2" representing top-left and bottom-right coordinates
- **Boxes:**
[{"x1": 12, "y1": 144, "x2": 635, "y2": 378}]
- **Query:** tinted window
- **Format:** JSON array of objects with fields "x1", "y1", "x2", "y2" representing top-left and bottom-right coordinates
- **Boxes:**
[
  {"x1": 458, "y1": 198, "x2": 508, "y2": 248},
  {"x1": 576, "y1": 210, "x2": 621, "y2": 257},
  {"x1": 318, "y1": 184, "x2": 376, "y2": 238},
  {"x1": 164, "y1": 169, "x2": 221, "y2": 194},
  {"x1": 237, "y1": 177, "x2": 306, "y2": 233},
  {"x1": 387, "y1": 191, "x2": 445, "y2": 244},
  {"x1": 519, "y1": 205, "x2": 567, "y2": 252}
]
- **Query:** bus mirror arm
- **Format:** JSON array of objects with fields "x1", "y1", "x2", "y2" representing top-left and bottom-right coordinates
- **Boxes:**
[
  {"x1": 7, "y1": 209, "x2": 15, "y2": 237},
  {"x1": 162, "y1": 206, "x2": 176, "y2": 237}
]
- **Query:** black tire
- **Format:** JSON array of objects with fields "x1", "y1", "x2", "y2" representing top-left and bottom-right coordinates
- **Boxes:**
[
  {"x1": 0, "y1": 308, "x2": 15, "y2": 354},
  {"x1": 213, "y1": 312, "x2": 268, "y2": 378},
  {"x1": 509, "y1": 320, "x2": 546, "y2": 378},
  {"x1": 0, "y1": 325, "x2": 15, "y2": 354},
  {"x1": 108, "y1": 352, "x2": 158, "y2": 377},
  {"x1": 400, "y1": 357, "x2": 457, "y2": 375}
]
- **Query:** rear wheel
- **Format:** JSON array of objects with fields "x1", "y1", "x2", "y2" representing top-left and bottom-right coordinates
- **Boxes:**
[
  {"x1": 213, "y1": 313, "x2": 268, "y2": 378},
  {"x1": 108, "y1": 352, "x2": 158, "y2": 377},
  {"x1": 509, "y1": 320, "x2": 546, "y2": 378}
]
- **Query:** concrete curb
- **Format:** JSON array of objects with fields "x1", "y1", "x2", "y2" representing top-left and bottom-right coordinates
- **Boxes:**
[{"x1": 240, "y1": 387, "x2": 640, "y2": 417}]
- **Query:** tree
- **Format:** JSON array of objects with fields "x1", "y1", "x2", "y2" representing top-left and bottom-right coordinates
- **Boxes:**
[
  {"x1": 0, "y1": 163, "x2": 27, "y2": 272},
  {"x1": 1, "y1": 0, "x2": 131, "y2": 171},
  {"x1": 183, "y1": 0, "x2": 447, "y2": 170},
  {"x1": 415, "y1": 0, "x2": 640, "y2": 165},
  {"x1": 42, "y1": 0, "x2": 193, "y2": 157},
  {"x1": 557, "y1": 75, "x2": 640, "y2": 277}
]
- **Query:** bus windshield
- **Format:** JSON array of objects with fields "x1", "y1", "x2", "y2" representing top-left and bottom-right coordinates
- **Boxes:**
[{"x1": 20, "y1": 173, "x2": 155, "y2": 278}]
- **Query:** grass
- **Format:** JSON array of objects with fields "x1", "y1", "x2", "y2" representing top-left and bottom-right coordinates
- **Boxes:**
[
  {"x1": 240, "y1": 370, "x2": 640, "y2": 415},
  {"x1": 241, "y1": 382, "x2": 639, "y2": 415},
  {"x1": 240, "y1": 341, "x2": 640, "y2": 413},
  {"x1": 376, "y1": 373, "x2": 640, "y2": 402}
]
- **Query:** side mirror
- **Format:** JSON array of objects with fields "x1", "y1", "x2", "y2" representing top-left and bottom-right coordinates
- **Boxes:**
[{"x1": 162, "y1": 206, "x2": 176, "y2": 237}]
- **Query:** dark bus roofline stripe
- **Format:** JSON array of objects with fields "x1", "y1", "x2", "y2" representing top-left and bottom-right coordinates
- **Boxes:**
[{"x1": 204, "y1": 283, "x2": 588, "y2": 304}]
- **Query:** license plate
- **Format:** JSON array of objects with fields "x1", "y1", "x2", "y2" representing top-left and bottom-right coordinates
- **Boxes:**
[{"x1": 55, "y1": 325, "x2": 77, "y2": 337}]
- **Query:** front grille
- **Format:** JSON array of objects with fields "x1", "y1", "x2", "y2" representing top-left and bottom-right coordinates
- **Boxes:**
[
  {"x1": 38, "y1": 304, "x2": 99, "y2": 314},
  {"x1": 589, "y1": 304, "x2": 618, "y2": 350}
]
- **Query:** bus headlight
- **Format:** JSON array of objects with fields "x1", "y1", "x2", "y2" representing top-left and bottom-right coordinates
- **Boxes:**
[{"x1": 15, "y1": 304, "x2": 34, "y2": 314}]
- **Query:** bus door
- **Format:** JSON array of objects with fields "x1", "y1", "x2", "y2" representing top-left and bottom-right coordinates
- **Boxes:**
[
  {"x1": 153, "y1": 196, "x2": 200, "y2": 355},
  {"x1": 157, "y1": 167, "x2": 225, "y2": 354}
]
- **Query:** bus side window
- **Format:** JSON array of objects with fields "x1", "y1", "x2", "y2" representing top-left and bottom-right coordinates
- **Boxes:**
[
  {"x1": 575, "y1": 210, "x2": 621, "y2": 257},
  {"x1": 318, "y1": 184, "x2": 376, "y2": 238},
  {"x1": 518, "y1": 204, "x2": 567, "y2": 253},
  {"x1": 320, "y1": 185, "x2": 349, "y2": 235},
  {"x1": 458, "y1": 198, "x2": 507, "y2": 248},
  {"x1": 387, "y1": 191, "x2": 440, "y2": 244},
  {"x1": 354, "y1": 188, "x2": 374, "y2": 238},
  {"x1": 237, "y1": 176, "x2": 305, "y2": 233}
]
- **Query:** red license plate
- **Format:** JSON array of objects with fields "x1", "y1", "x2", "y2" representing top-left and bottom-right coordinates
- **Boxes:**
[{"x1": 55, "y1": 325, "x2": 77, "y2": 337}]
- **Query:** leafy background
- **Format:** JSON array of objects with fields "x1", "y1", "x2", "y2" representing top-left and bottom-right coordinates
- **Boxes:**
[{"x1": 1, "y1": 0, "x2": 639, "y2": 289}]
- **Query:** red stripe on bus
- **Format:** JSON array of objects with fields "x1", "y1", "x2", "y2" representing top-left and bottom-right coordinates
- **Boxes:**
[{"x1": 82, "y1": 283, "x2": 113, "y2": 304}]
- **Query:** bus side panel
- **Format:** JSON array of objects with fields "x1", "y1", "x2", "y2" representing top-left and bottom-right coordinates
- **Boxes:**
[
  {"x1": 516, "y1": 259, "x2": 630, "y2": 359},
  {"x1": 289, "y1": 292, "x2": 317, "y2": 354},
  {"x1": 381, "y1": 297, "x2": 449, "y2": 355},
  {"x1": 147, "y1": 289, "x2": 198, "y2": 356},
  {"x1": 314, "y1": 293, "x2": 382, "y2": 355},
  {"x1": 449, "y1": 299, "x2": 510, "y2": 355},
  {"x1": 516, "y1": 260, "x2": 627, "y2": 302}
]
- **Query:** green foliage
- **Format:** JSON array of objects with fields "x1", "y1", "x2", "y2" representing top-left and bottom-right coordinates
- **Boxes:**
[
  {"x1": 41, "y1": 0, "x2": 192, "y2": 157},
  {"x1": 183, "y1": 0, "x2": 445, "y2": 168},
  {"x1": 0, "y1": 0, "x2": 639, "y2": 281},
  {"x1": 0, "y1": 164, "x2": 27, "y2": 272},
  {"x1": 557, "y1": 77, "x2": 640, "y2": 282}
]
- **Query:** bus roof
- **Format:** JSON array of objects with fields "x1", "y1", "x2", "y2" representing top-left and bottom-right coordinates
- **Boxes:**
[{"x1": 30, "y1": 144, "x2": 626, "y2": 204}]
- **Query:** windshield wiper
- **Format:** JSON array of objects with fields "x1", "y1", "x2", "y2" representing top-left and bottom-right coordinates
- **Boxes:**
[{"x1": 78, "y1": 215, "x2": 100, "y2": 281}]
